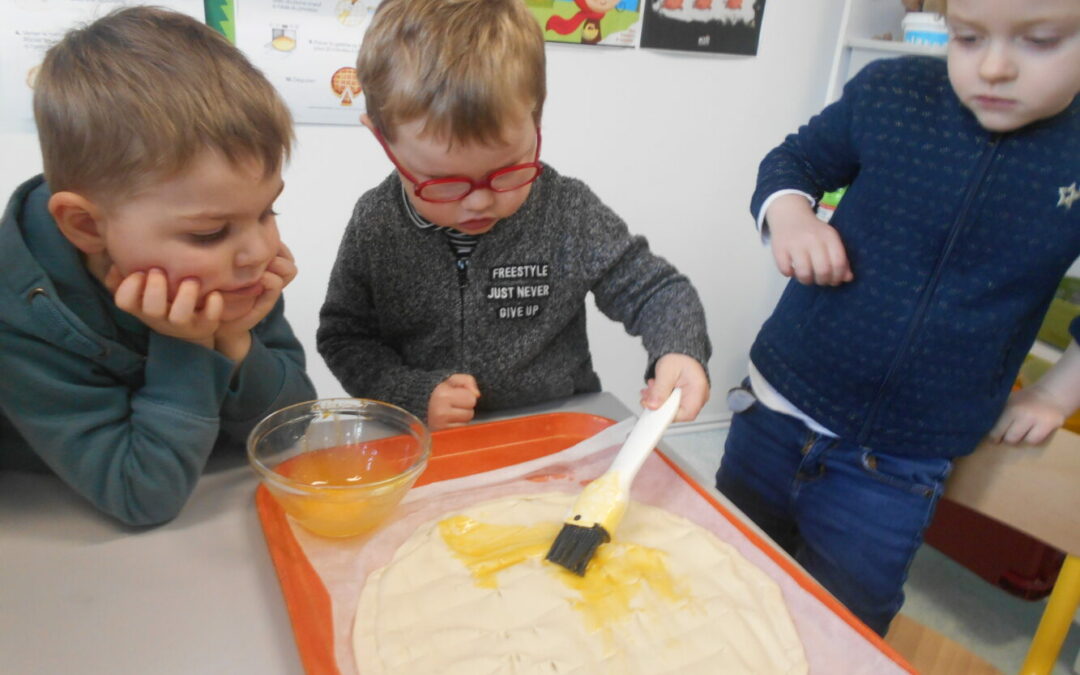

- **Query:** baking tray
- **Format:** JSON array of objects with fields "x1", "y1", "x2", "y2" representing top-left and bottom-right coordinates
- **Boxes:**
[{"x1": 256, "y1": 411, "x2": 912, "y2": 674}]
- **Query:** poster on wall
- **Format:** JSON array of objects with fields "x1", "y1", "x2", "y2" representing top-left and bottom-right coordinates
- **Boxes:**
[
  {"x1": 526, "y1": 0, "x2": 642, "y2": 48},
  {"x1": 639, "y1": 0, "x2": 766, "y2": 54},
  {"x1": 0, "y1": 0, "x2": 205, "y2": 134},
  {"x1": 233, "y1": 0, "x2": 376, "y2": 125}
]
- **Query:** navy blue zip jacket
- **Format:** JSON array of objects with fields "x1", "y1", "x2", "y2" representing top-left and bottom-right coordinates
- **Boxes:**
[{"x1": 750, "y1": 57, "x2": 1080, "y2": 458}]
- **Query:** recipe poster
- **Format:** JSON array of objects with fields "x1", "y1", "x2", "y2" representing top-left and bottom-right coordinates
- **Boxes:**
[
  {"x1": 639, "y1": 0, "x2": 766, "y2": 54},
  {"x1": 0, "y1": 0, "x2": 205, "y2": 133},
  {"x1": 234, "y1": 0, "x2": 377, "y2": 125}
]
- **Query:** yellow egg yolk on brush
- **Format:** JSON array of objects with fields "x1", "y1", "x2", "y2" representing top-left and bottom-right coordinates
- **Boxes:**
[{"x1": 438, "y1": 515, "x2": 687, "y2": 634}]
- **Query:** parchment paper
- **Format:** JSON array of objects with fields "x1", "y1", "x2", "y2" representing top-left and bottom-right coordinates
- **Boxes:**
[{"x1": 285, "y1": 420, "x2": 908, "y2": 675}]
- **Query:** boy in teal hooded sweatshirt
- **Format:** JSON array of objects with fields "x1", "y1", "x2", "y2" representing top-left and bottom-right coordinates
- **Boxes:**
[{"x1": 0, "y1": 7, "x2": 315, "y2": 526}]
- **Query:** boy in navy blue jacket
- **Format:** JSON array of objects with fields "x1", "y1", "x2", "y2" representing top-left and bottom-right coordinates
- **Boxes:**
[{"x1": 717, "y1": 0, "x2": 1080, "y2": 635}]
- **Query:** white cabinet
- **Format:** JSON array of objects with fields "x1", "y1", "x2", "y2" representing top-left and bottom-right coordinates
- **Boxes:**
[{"x1": 824, "y1": 0, "x2": 946, "y2": 104}]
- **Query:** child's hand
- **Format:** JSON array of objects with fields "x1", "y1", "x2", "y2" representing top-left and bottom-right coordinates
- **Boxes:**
[
  {"x1": 427, "y1": 374, "x2": 481, "y2": 431},
  {"x1": 988, "y1": 385, "x2": 1066, "y2": 445},
  {"x1": 990, "y1": 342, "x2": 1080, "y2": 445},
  {"x1": 640, "y1": 353, "x2": 710, "y2": 422},
  {"x1": 106, "y1": 267, "x2": 221, "y2": 349},
  {"x1": 214, "y1": 245, "x2": 298, "y2": 361},
  {"x1": 216, "y1": 245, "x2": 297, "y2": 335},
  {"x1": 766, "y1": 195, "x2": 853, "y2": 286}
]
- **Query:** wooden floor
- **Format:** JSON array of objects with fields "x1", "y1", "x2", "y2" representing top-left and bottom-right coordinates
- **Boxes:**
[{"x1": 885, "y1": 613, "x2": 1003, "y2": 675}]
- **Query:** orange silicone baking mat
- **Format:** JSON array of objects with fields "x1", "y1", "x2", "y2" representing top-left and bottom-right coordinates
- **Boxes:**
[{"x1": 255, "y1": 412, "x2": 914, "y2": 675}]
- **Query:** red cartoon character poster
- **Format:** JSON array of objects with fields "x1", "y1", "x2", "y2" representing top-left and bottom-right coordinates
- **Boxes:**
[
  {"x1": 640, "y1": 0, "x2": 766, "y2": 54},
  {"x1": 525, "y1": 0, "x2": 642, "y2": 47}
]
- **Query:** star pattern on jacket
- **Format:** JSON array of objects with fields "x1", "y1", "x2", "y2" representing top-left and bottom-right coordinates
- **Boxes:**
[{"x1": 1058, "y1": 182, "x2": 1079, "y2": 210}]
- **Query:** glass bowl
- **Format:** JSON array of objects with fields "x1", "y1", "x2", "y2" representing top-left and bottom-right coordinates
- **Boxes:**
[{"x1": 248, "y1": 398, "x2": 431, "y2": 538}]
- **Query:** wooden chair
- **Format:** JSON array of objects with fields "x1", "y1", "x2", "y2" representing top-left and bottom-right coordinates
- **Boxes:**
[{"x1": 936, "y1": 427, "x2": 1080, "y2": 675}]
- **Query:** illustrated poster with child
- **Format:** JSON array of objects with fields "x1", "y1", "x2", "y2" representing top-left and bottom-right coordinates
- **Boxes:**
[{"x1": 527, "y1": 0, "x2": 643, "y2": 47}]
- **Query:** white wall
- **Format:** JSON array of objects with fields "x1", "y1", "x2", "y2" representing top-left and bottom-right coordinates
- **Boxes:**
[{"x1": 0, "y1": 2, "x2": 849, "y2": 422}]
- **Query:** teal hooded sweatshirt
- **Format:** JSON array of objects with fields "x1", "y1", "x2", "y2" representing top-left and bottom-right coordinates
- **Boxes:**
[{"x1": 0, "y1": 176, "x2": 316, "y2": 526}]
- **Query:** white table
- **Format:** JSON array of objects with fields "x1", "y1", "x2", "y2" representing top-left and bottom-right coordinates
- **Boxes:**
[{"x1": 3, "y1": 392, "x2": 728, "y2": 674}]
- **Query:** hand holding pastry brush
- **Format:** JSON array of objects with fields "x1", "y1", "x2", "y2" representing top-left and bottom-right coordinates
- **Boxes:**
[{"x1": 545, "y1": 388, "x2": 682, "y2": 575}]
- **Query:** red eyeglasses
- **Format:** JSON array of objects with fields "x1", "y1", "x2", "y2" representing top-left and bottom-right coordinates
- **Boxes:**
[{"x1": 373, "y1": 127, "x2": 543, "y2": 203}]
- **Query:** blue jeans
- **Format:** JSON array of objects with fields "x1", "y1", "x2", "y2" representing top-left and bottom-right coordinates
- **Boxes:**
[{"x1": 715, "y1": 397, "x2": 951, "y2": 636}]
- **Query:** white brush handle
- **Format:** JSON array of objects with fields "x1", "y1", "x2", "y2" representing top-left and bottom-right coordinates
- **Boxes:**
[{"x1": 609, "y1": 388, "x2": 682, "y2": 490}]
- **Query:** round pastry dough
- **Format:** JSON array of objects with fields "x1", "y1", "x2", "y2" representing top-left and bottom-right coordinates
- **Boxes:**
[{"x1": 353, "y1": 493, "x2": 808, "y2": 674}]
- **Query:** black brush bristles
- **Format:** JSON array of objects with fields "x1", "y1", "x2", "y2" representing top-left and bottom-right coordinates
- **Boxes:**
[{"x1": 545, "y1": 522, "x2": 611, "y2": 575}]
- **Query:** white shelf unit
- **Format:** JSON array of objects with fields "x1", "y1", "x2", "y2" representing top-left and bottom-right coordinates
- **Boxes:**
[{"x1": 825, "y1": 0, "x2": 946, "y2": 104}]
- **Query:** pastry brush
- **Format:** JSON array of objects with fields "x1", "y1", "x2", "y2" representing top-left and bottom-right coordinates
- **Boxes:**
[{"x1": 545, "y1": 388, "x2": 682, "y2": 575}]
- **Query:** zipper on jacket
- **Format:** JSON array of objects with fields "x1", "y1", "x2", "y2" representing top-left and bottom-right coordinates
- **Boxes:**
[
  {"x1": 456, "y1": 257, "x2": 469, "y2": 355},
  {"x1": 856, "y1": 134, "x2": 1001, "y2": 445}
]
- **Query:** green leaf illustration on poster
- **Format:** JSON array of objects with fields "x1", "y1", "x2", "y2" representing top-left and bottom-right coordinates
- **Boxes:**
[{"x1": 205, "y1": 0, "x2": 236, "y2": 43}]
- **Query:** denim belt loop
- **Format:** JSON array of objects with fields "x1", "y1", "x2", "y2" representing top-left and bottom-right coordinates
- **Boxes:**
[{"x1": 797, "y1": 434, "x2": 829, "y2": 480}]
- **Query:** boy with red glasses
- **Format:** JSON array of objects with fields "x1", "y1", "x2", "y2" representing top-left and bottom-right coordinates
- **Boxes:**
[{"x1": 318, "y1": 0, "x2": 711, "y2": 430}]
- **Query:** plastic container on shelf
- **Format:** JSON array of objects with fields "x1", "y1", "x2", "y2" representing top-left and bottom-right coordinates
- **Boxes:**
[{"x1": 902, "y1": 12, "x2": 948, "y2": 46}]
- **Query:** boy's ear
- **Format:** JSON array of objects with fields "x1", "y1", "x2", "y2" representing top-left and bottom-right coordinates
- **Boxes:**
[
  {"x1": 360, "y1": 114, "x2": 376, "y2": 133},
  {"x1": 48, "y1": 191, "x2": 107, "y2": 254}
]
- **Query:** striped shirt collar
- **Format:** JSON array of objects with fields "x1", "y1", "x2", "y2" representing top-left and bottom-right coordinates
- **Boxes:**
[{"x1": 400, "y1": 182, "x2": 480, "y2": 257}]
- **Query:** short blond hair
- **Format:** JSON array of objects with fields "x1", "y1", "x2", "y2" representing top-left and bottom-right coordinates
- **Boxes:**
[
  {"x1": 33, "y1": 6, "x2": 293, "y2": 201},
  {"x1": 357, "y1": 0, "x2": 546, "y2": 145}
]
